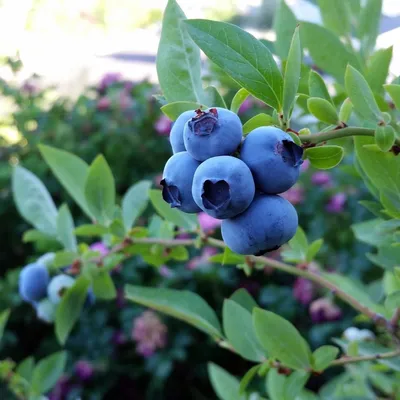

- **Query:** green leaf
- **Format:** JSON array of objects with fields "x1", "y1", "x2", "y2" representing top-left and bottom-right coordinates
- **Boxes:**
[
  {"x1": 157, "y1": 0, "x2": 206, "y2": 103},
  {"x1": 149, "y1": 189, "x2": 198, "y2": 230},
  {"x1": 345, "y1": 65, "x2": 382, "y2": 122},
  {"x1": 208, "y1": 363, "x2": 244, "y2": 400},
  {"x1": 281, "y1": 226, "x2": 308, "y2": 263},
  {"x1": 230, "y1": 88, "x2": 250, "y2": 114},
  {"x1": 304, "y1": 145, "x2": 344, "y2": 170},
  {"x1": 0, "y1": 309, "x2": 10, "y2": 342},
  {"x1": 375, "y1": 125, "x2": 395, "y2": 152},
  {"x1": 30, "y1": 351, "x2": 67, "y2": 395},
  {"x1": 125, "y1": 285, "x2": 222, "y2": 338},
  {"x1": 242, "y1": 113, "x2": 274, "y2": 135},
  {"x1": 230, "y1": 288, "x2": 258, "y2": 313},
  {"x1": 354, "y1": 136, "x2": 400, "y2": 209},
  {"x1": 12, "y1": 166, "x2": 58, "y2": 236},
  {"x1": 22, "y1": 229, "x2": 58, "y2": 244},
  {"x1": 365, "y1": 47, "x2": 393, "y2": 94},
  {"x1": 358, "y1": 0, "x2": 383, "y2": 57},
  {"x1": 309, "y1": 70, "x2": 333, "y2": 104},
  {"x1": 223, "y1": 300, "x2": 265, "y2": 362},
  {"x1": 16, "y1": 357, "x2": 34, "y2": 383},
  {"x1": 208, "y1": 250, "x2": 245, "y2": 265},
  {"x1": 367, "y1": 245, "x2": 400, "y2": 271},
  {"x1": 282, "y1": 26, "x2": 302, "y2": 121},
  {"x1": 306, "y1": 239, "x2": 323, "y2": 262},
  {"x1": 253, "y1": 308, "x2": 312, "y2": 370},
  {"x1": 185, "y1": 19, "x2": 283, "y2": 110},
  {"x1": 239, "y1": 365, "x2": 261, "y2": 395},
  {"x1": 285, "y1": 371, "x2": 309, "y2": 399},
  {"x1": 300, "y1": 22, "x2": 360, "y2": 83},
  {"x1": 339, "y1": 98, "x2": 353, "y2": 122},
  {"x1": 122, "y1": 180, "x2": 152, "y2": 231},
  {"x1": 266, "y1": 368, "x2": 286, "y2": 400},
  {"x1": 56, "y1": 204, "x2": 77, "y2": 252},
  {"x1": 352, "y1": 218, "x2": 394, "y2": 247},
  {"x1": 55, "y1": 276, "x2": 90, "y2": 345},
  {"x1": 317, "y1": 0, "x2": 350, "y2": 36},
  {"x1": 384, "y1": 84, "x2": 400, "y2": 110},
  {"x1": 273, "y1": 0, "x2": 297, "y2": 60},
  {"x1": 307, "y1": 97, "x2": 339, "y2": 125},
  {"x1": 84, "y1": 155, "x2": 115, "y2": 225},
  {"x1": 53, "y1": 250, "x2": 77, "y2": 268},
  {"x1": 385, "y1": 291, "x2": 400, "y2": 312},
  {"x1": 205, "y1": 86, "x2": 227, "y2": 108},
  {"x1": 39, "y1": 144, "x2": 92, "y2": 219},
  {"x1": 74, "y1": 224, "x2": 109, "y2": 237},
  {"x1": 161, "y1": 101, "x2": 204, "y2": 120},
  {"x1": 312, "y1": 345, "x2": 339, "y2": 371},
  {"x1": 92, "y1": 270, "x2": 117, "y2": 299},
  {"x1": 358, "y1": 200, "x2": 386, "y2": 219}
]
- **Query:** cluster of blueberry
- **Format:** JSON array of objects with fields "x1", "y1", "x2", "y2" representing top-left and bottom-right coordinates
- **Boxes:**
[
  {"x1": 161, "y1": 107, "x2": 304, "y2": 255},
  {"x1": 19, "y1": 257, "x2": 94, "y2": 322}
]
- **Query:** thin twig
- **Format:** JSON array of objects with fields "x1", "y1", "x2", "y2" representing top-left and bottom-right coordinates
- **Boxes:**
[{"x1": 329, "y1": 349, "x2": 400, "y2": 367}]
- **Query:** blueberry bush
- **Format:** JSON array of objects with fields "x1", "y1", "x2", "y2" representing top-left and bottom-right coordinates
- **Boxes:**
[{"x1": 2, "y1": 0, "x2": 400, "y2": 399}]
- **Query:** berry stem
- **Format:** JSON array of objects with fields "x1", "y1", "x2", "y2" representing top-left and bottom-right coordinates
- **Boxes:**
[
  {"x1": 329, "y1": 349, "x2": 400, "y2": 367},
  {"x1": 300, "y1": 127, "x2": 375, "y2": 145}
]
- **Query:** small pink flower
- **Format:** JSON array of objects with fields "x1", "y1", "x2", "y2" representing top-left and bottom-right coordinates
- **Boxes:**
[
  {"x1": 281, "y1": 185, "x2": 304, "y2": 205},
  {"x1": 326, "y1": 192, "x2": 346, "y2": 213},
  {"x1": 132, "y1": 311, "x2": 167, "y2": 357},
  {"x1": 159, "y1": 265, "x2": 173, "y2": 278},
  {"x1": 90, "y1": 242, "x2": 109, "y2": 256},
  {"x1": 97, "y1": 96, "x2": 111, "y2": 111},
  {"x1": 293, "y1": 278, "x2": 315, "y2": 305},
  {"x1": 119, "y1": 91, "x2": 133, "y2": 110},
  {"x1": 187, "y1": 247, "x2": 217, "y2": 270},
  {"x1": 238, "y1": 97, "x2": 253, "y2": 114},
  {"x1": 99, "y1": 72, "x2": 122, "y2": 91},
  {"x1": 21, "y1": 80, "x2": 37, "y2": 95},
  {"x1": 198, "y1": 212, "x2": 221, "y2": 233},
  {"x1": 75, "y1": 360, "x2": 94, "y2": 381},
  {"x1": 311, "y1": 171, "x2": 332, "y2": 187},
  {"x1": 309, "y1": 298, "x2": 342, "y2": 323},
  {"x1": 154, "y1": 115, "x2": 172, "y2": 136}
]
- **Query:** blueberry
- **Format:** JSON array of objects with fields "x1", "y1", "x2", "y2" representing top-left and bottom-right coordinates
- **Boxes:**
[
  {"x1": 161, "y1": 151, "x2": 201, "y2": 213},
  {"x1": 183, "y1": 107, "x2": 243, "y2": 161},
  {"x1": 170, "y1": 110, "x2": 195, "y2": 153},
  {"x1": 240, "y1": 127, "x2": 303, "y2": 194},
  {"x1": 192, "y1": 156, "x2": 255, "y2": 219},
  {"x1": 221, "y1": 194, "x2": 298, "y2": 255},
  {"x1": 47, "y1": 274, "x2": 75, "y2": 304},
  {"x1": 35, "y1": 298, "x2": 56, "y2": 323},
  {"x1": 19, "y1": 263, "x2": 50, "y2": 303}
]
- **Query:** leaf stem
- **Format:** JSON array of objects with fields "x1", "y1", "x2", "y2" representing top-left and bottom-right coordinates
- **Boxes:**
[
  {"x1": 300, "y1": 127, "x2": 375, "y2": 145},
  {"x1": 329, "y1": 349, "x2": 400, "y2": 367}
]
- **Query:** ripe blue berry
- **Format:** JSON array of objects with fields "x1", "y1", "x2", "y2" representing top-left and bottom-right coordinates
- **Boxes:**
[
  {"x1": 170, "y1": 110, "x2": 195, "y2": 153},
  {"x1": 47, "y1": 274, "x2": 75, "y2": 304},
  {"x1": 240, "y1": 127, "x2": 303, "y2": 194},
  {"x1": 192, "y1": 156, "x2": 255, "y2": 219},
  {"x1": 221, "y1": 194, "x2": 298, "y2": 255},
  {"x1": 183, "y1": 107, "x2": 243, "y2": 161},
  {"x1": 161, "y1": 151, "x2": 201, "y2": 213},
  {"x1": 19, "y1": 263, "x2": 50, "y2": 303}
]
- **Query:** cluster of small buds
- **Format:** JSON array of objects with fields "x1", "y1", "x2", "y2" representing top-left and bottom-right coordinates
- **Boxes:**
[
  {"x1": 281, "y1": 185, "x2": 305, "y2": 205},
  {"x1": 309, "y1": 298, "x2": 342, "y2": 323},
  {"x1": 132, "y1": 310, "x2": 168, "y2": 357},
  {"x1": 187, "y1": 247, "x2": 218, "y2": 270},
  {"x1": 198, "y1": 212, "x2": 221, "y2": 233},
  {"x1": 154, "y1": 114, "x2": 173, "y2": 136},
  {"x1": 326, "y1": 192, "x2": 347, "y2": 214},
  {"x1": 293, "y1": 277, "x2": 315, "y2": 305},
  {"x1": 311, "y1": 171, "x2": 332, "y2": 187}
]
